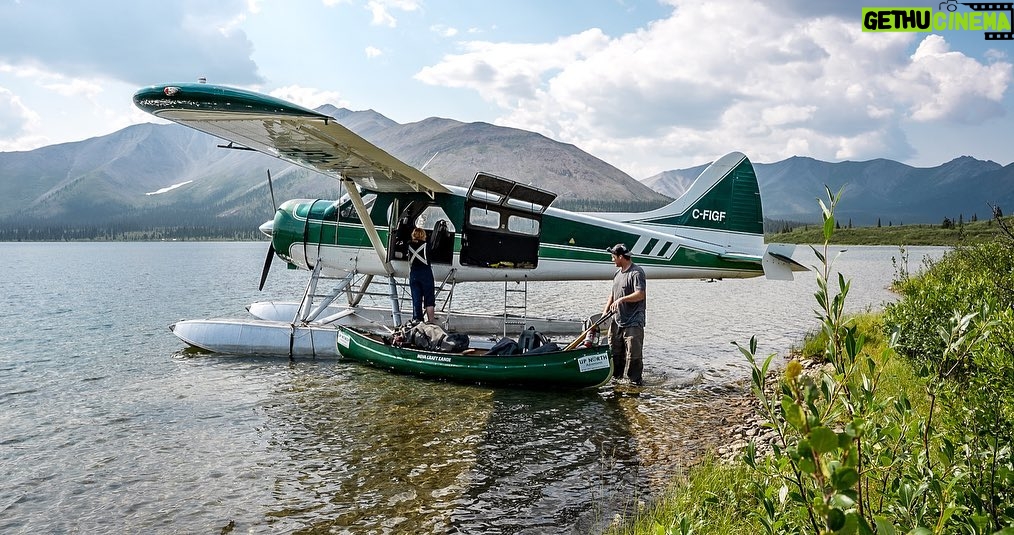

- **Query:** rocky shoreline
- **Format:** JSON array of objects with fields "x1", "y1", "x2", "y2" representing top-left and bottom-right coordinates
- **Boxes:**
[{"x1": 713, "y1": 357, "x2": 823, "y2": 463}]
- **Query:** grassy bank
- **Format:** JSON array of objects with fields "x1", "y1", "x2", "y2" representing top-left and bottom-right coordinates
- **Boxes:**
[
  {"x1": 767, "y1": 216, "x2": 1014, "y2": 246},
  {"x1": 611, "y1": 190, "x2": 1014, "y2": 534},
  {"x1": 606, "y1": 314, "x2": 926, "y2": 534}
]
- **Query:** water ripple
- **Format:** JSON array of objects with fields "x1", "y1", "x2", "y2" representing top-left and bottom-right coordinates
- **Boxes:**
[{"x1": 0, "y1": 242, "x2": 946, "y2": 533}]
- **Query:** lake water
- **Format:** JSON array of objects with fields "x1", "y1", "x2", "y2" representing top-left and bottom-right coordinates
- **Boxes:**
[{"x1": 0, "y1": 242, "x2": 946, "y2": 533}]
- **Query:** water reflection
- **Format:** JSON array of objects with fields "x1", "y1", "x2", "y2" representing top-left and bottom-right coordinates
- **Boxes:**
[{"x1": 258, "y1": 362, "x2": 647, "y2": 533}]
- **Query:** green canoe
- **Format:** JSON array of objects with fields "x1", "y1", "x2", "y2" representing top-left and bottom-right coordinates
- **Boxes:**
[{"x1": 335, "y1": 326, "x2": 613, "y2": 389}]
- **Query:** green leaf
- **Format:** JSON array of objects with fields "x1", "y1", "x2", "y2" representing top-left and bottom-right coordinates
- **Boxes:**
[
  {"x1": 830, "y1": 492, "x2": 856, "y2": 508},
  {"x1": 824, "y1": 216, "x2": 835, "y2": 241},
  {"x1": 846, "y1": 416, "x2": 864, "y2": 437},
  {"x1": 827, "y1": 508, "x2": 846, "y2": 531},
  {"x1": 857, "y1": 515, "x2": 875, "y2": 535},
  {"x1": 810, "y1": 426, "x2": 839, "y2": 453},
  {"x1": 797, "y1": 439, "x2": 813, "y2": 459},
  {"x1": 810, "y1": 244, "x2": 826, "y2": 264},
  {"x1": 938, "y1": 505, "x2": 960, "y2": 528},
  {"x1": 837, "y1": 512, "x2": 860, "y2": 535},
  {"x1": 744, "y1": 440, "x2": 757, "y2": 468},
  {"x1": 838, "y1": 431, "x2": 853, "y2": 449},
  {"x1": 832, "y1": 468, "x2": 860, "y2": 491},
  {"x1": 873, "y1": 517, "x2": 897, "y2": 535},
  {"x1": 782, "y1": 396, "x2": 805, "y2": 429}
]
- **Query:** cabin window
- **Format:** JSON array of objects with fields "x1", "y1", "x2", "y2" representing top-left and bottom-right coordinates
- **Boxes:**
[
  {"x1": 507, "y1": 214, "x2": 539, "y2": 235},
  {"x1": 469, "y1": 189, "x2": 505, "y2": 204},
  {"x1": 468, "y1": 207, "x2": 501, "y2": 230},
  {"x1": 506, "y1": 197, "x2": 550, "y2": 212},
  {"x1": 415, "y1": 205, "x2": 456, "y2": 232}
]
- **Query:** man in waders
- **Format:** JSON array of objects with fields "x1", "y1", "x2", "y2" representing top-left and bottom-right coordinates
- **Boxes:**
[{"x1": 602, "y1": 243, "x2": 646, "y2": 386}]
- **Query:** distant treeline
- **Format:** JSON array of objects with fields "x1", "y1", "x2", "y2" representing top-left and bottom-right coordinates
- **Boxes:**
[
  {"x1": 552, "y1": 198, "x2": 671, "y2": 212},
  {"x1": 764, "y1": 218, "x2": 810, "y2": 234},
  {"x1": 0, "y1": 225, "x2": 263, "y2": 242},
  {"x1": 769, "y1": 215, "x2": 1013, "y2": 246},
  {"x1": 0, "y1": 207, "x2": 267, "y2": 241}
]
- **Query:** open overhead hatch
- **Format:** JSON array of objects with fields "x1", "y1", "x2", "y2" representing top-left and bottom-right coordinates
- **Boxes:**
[{"x1": 459, "y1": 173, "x2": 557, "y2": 269}]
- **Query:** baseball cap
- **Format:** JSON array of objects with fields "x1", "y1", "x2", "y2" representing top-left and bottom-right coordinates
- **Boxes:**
[{"x1": 607, "y1": 243, "x2": 630, "y2": 258}]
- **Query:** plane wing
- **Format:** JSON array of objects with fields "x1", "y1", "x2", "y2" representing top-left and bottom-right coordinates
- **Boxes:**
[{"x1": 132, "y1": 83, "x2": 450, "y2": 196}]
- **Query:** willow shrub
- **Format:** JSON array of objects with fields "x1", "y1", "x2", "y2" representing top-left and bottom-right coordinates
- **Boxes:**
[
  {"x1": 740, "y1": 187, "x2": 1014, "y2": 534},
  {"x1": 884, "y1": 238, "x2": 1014, "y2": 532}
]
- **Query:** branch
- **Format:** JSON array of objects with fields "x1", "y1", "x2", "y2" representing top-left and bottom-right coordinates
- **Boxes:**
[{"x1": 988, "y1": 202, "x2": 1014, "y2": 241}]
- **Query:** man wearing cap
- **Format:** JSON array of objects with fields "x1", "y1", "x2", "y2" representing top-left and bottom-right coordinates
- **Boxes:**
[{"x1": 602, "y1": 243, "x2": 647, "y2": 386}]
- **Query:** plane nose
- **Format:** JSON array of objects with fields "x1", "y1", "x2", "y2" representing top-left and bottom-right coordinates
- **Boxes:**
[{"x1": 259, "y1": 220, "x2": 273, "y2": 237}]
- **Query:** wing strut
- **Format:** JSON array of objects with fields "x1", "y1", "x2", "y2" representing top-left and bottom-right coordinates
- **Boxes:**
[{"x1": 344, "y1": 179, "x2": 393, "y2": 275}]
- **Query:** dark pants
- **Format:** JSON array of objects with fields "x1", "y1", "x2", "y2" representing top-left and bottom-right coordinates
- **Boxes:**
[
  {"x1": 608, "y1": 324, "x2": 644, "y2": 384},
  {"x1": 409, "y1": 267, "x2": 435, "y2": 321}
]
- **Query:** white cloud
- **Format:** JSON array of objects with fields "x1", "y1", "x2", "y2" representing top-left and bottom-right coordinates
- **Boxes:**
[
  {"x1": 415, "y1": 29, "x2": 611, "y2": 107},
  {"x1": 762, "y1": 105, "x2": 818, "y2": 126},
  {"x1": 891, "y1": 35, "x2": 1012, "y2": 123},
  {"x1": 0, "y1": 86, "x2": 37, "y2": 140},
  {"x1": 269, "y1": 85, "x2": 348, "y2": 110},
  {"x1": 0, "y1": 1, "x2": 261, "y2": 86},
  {"x1": 365, "y1": 46, "x2": 383, "y2": 58},
  {"x1": 414, "y1": 0, "x2": 1012, "y2": 175},
  {"x1": 41, "y1": 78, "x2": 103, "y2": 99},
  {"x1": 365, "y1": 0, "x2": 420, "y2": 27},
  {"x1": 430, "y1": 24, "x2": 458, "y2": 38}
]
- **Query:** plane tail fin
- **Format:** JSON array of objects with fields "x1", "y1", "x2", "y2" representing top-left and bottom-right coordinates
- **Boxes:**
[
  {"x1": 626, "y1": 152, "x2": 764, "y2": 235},
  {"x1": 605, "y1": 152, "x2": 808, "y2": 279}
]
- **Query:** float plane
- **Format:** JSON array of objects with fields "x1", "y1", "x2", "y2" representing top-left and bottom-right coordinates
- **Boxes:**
[{"x1": 132, "y1": 82, "x2": 805, "y2": 357}]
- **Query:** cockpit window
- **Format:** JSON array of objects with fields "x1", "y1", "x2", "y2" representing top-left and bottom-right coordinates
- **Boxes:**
[{"x1": 339, "y1": 193, "x2": 376, "y2": 222}]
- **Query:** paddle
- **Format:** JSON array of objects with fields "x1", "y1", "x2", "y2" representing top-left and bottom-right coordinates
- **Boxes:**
[{"x1": 564, "y1": 311, "x2": 615, "y2": 351}]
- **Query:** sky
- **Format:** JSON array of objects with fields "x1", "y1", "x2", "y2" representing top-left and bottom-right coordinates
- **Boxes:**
[{"x1": 0, "y1": 0, "x2": 1011, "y2": 179}]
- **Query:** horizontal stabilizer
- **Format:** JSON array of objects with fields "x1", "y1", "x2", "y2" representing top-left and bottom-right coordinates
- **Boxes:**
[{"x1": 762, "y1": 243, "x2": 807, "y2": 281}]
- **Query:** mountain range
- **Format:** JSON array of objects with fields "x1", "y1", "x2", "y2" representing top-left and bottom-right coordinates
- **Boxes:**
[
  {"x1": 0, "y1": 106, "x2": 1011, "y2": 237},
  {"x1": 643, "y1": 156, "x2": 1013, "y2": 227}
]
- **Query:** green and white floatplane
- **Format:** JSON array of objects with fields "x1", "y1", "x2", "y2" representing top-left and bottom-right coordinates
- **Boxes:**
[{"x1": 133, "y1": 82, "x2": 805, "y2": 362}]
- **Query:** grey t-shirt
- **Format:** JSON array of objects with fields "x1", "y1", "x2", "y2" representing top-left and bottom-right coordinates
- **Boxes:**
[{"x1": 611, "y1": 263, "x2": 646, "y2": 327}]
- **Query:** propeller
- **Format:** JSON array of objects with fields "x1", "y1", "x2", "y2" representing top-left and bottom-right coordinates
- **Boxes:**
[
  {"x1": 258, "y1": 242, "x2": 275, "y2": 291},
  {"x1": 259, "y1": 169, "x2": 278, "y2": 291}
]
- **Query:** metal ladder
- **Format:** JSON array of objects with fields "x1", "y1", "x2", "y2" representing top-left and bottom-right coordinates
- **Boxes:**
[{"x1": 502, "y1": 280, "x2": 528, "y2": 336}]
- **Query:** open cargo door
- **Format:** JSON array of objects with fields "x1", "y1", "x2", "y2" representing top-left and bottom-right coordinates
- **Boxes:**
[{"x1": 459, "y1": 173, "x2": 556, "y2": 269}]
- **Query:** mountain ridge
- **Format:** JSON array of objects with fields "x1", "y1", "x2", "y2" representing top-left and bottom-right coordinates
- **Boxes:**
[{"x1": 0, "y1": 106, "x2": 1011, "y2": 235}]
